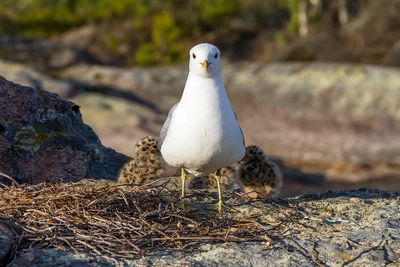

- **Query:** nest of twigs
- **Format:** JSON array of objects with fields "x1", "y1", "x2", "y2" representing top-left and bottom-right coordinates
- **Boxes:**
[{"x1": 0, "y1": 179, "x2": 277, "y2": 259}]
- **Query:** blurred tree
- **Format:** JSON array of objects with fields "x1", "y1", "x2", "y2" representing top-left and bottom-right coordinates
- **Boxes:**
[
  {"x1": 337, "y1": 0, "x2": 349, "y2": 26},
  {"x1": 298, "y1": 1, "x2": 308, "y2": 36},
  {"x1": 134, "y1": 11, "x2": 183, "y2": 65},
  {"x1": 278, "y1": 0, "x2": 354, "y2": 35},
  {"x1": 0, "y1": 0, "x2": 367, "y2": 66}
]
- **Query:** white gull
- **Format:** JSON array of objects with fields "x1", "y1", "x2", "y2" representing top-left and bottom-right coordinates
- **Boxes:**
[{"x1": 159, "y1": 43, "x2": 245, "y2": 211}]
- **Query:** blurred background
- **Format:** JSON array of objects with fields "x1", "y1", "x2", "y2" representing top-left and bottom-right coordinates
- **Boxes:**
[{"x1": 1, "y1": 0, "x2": 400, "y2": 196}]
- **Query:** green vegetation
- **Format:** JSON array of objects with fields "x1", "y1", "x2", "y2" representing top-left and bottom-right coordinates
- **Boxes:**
[{"x1": 0, "y1": 0, "x2": 360, "y2": 65}]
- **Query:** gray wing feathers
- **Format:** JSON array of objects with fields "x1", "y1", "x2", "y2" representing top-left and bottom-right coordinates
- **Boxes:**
[
  {"x1": 234, "y1": 112, "x2": 245, "y2": 147},
  {"x1": 158, "y1": 102, "x2": 179, "y2": 149},
  {"x1": 239, "y1": 125, "x2": 245, "y2": 147}
]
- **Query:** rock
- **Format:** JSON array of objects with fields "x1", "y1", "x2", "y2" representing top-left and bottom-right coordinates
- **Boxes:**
[
  {"x1": 56, "y1": 22, "x2": 139, "y2": 66},
  {"x1": 61, "y1": 63, "x2": 186, "y2": 110},
  {"x1": 62, "y1": 61, "x2": 400, "y2": 125},
  {"x1": 61, "y1": 62, "x2": 400, "y2": 130},
  {"x1": 389, "y1": 40, "x2": 400, "y2": 67},
  {"x1": 0, "y1": 220, "x2": 20, "y2": 265},
  {"x1": 0, "y1": 76, "x2": 128, "y2": 185},
  {"x1": 61, "y1": 62, "x2": 400, "y2": 184},
  {"x1": 72, "y1": 93, "x2": 162, "y2": 156},
  {"x1": 0, "y1": 60, "x2": 74, "y2": 97},
  {"x1": 3, "y1": 60, "x2": 400, "y2": 186},
  {"x1": 57, "y1": 25, "x2": 98, "y2": 50},
  {"x1": 230, "y1": 62, "x2": 400, "y2": 165},
  {"x1": 10, "y1": 249, "x2": 112, "y2": 267},
  {"x1": 48, "y1": 46, "x2": 81, "y2": 69},
  {"x1": 8, "y1": 188, "x2": 400, "y2": 266},
  {"x1": 0, "y1": 35, "x2": 88, "y2": 71}
]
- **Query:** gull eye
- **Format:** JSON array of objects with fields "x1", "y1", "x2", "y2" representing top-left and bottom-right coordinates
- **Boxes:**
[
  {"x1": 192, "y1": 53, "x2": 196, "y2": 59},
  {"x1": 214, "y1": 53, "x2": 218, "y2": 59}
]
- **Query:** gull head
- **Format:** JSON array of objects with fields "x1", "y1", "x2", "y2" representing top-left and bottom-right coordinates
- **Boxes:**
[{"x1": 189, "y1": 43, "x2": 221, "y2": 78}]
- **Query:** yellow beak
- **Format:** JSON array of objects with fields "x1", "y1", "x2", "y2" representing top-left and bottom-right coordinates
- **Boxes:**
[{"x1": 200, "y1": 60, "x2": 210, "y2": 70}]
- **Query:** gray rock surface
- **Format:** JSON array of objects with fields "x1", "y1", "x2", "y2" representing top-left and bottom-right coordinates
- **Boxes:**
[
  {"x1": 61, "y1": 62, "x2": 400, "y2": 128},
  {"x1": 59, "y1": 62, "x2": 400, "y2": 183},
  {"x1": 0, "y1": 36, "x2": 89, "y2": 71},
  {"x1": 0, "y1": 76, "x2": 128, "y2": 185},
  {"x1": 2, "y1": 60, "x2": 400, "y2": 184},
  {"x1": 72, "y1": 93, "x2": 162, "y2": 155},
  {"x1": 61, "y1": 63, "x2": 185, "y2": 110},
  {"x1": 0, "y1": 221, "x2": 16, "y2": 264},
  {"x1": 389, "y1": 40, "x2": 400, "y2": 67},
  {"x1": 0, "y1": 60, "x2": 74, "y2": 97},
  {"x1": 6, "y1": 189, "x2": 400, "y2": 266}
]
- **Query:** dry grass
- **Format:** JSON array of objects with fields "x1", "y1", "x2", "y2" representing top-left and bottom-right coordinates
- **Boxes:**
[{"x1": 0, "y1": 179, "x2": 276, "y2": 259}]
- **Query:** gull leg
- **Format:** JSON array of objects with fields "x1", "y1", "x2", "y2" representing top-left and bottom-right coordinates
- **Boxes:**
[
  {"x1": 180, "y1": 168, "x2": 188, "y2": 198},
  {"x1": 214, "y1": 170, "x2": 223, "y2": 213}
]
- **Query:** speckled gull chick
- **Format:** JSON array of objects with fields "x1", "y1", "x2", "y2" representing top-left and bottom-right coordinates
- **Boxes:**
[{"x1": 159, "y1": 43, "x2": 245, "y2": 211}]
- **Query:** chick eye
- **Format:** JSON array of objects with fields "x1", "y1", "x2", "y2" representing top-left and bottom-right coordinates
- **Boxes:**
[
  {"x1": 192, "y1": 53, "x2": 196, "y2": 59},
  {"x1": 214, "y1": 53, "x2": 218, "y2": 59}
]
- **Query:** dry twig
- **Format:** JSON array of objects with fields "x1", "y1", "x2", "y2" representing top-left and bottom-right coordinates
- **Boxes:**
[
  {"x1": 0, "y1": 172, "x2": 20, "y2": 187},
  {"x1": 0, "y1": 180, "x2": 284, "y2": 259}
]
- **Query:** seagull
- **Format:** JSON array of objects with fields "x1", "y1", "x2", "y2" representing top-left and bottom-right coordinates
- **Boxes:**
[{"x1": 159, "y1": 43, "x2": 245, "y2": 212}]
